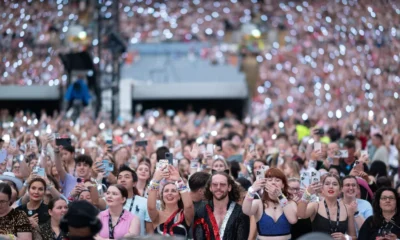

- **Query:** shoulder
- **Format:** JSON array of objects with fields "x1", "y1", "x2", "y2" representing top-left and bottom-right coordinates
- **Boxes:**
[
  {"x1": 134, "y1": 195, "x2": 148, "y2": 205},
  {"x1": 357, "y1": 199, "x2": 372, "y2": 207},
  {"x1": 122, "y1": 210, "x2": 134, "y2": 220},
  {"x1": 99, "y1": 209, "x2": 109, "y2": 218},
  {"x1": 40, "y1": 203, "x2": 49, "y2": 210}
]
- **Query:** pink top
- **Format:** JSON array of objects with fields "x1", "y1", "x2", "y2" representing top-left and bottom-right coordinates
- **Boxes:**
[{"x1": 99, "y1": 209, "x2": 135, "y2": 239}]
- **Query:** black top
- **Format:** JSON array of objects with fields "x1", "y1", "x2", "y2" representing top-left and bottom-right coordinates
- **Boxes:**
[
  {"x1": 193, "y1": 200, "x2": 250, "y2": 240},
  {"x1": 154, "y1": 210, "x2": 190, "y2": 237},
  {"x1": 291, "y1": 218, "x2": 312, "y2": 239},
  {"x1": 39, "y1": 220, "x2": 64, "y2": 240},
  {"x1": 311, "y1": 212, "x2": 348, "y2": 234},
  {"x1": 359, "y1": 216, "x2": 400, "y2": 240},
  {"x1": 17, "y1": 202, "x2": 50, "y2": 225}
]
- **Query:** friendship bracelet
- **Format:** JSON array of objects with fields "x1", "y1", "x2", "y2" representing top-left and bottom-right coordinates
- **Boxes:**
[
  {"x1": 149, "y1": 180, "x2": 160, "y2": 191},
  {"x1": 278, "y1": 194, "x2": 289, "y2": 208},
  {"x1": 175, "y1": 178, "x2": 188, "y2": 192},
  {"x1": 246, "y1": 191, "x2": 255, "y2": 199},
  {"x1": 301, "y1": 191, "x2": 311, "y2": 202}
]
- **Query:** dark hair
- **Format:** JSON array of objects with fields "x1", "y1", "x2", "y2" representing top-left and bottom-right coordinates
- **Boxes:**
[
  {"x1": 373, "y1": 133, "x2": 384, "y2": 142},
  {"x1": 229, "y1": 161, "x2": 241, "y2": 179},
  {"x1": 62, "y1": 145, "x2": 75, "y2": 154},
  {"x1": 189, "y1": 172, "x2": 210, "y2": 192},
  {"x1": 342, "y1": 175, "x2": 358, "y2": 185},
  {"x1": 117, "y1": 165, "x2": 140, "y2": 196},
  {"x1": 0, "y1": 182, "x2": 12, "y2": 201},
  {"x1": 205, "y1": 172, "x2": 241, "y2": 202},
  {"x1": 369, "y1": 161, "x2": 388, "y2": 178},
  {"x1": 262, "y1": 168, "x2": 290, "y2": 205},
  {"x1": 138, "y1": 158, "x2": 151, "y2": 169},
  {"x1": 251, "y1": 160, "x2": 267, "y2": 182},
  {"x1": 343, "y1": 140, "x2": 355, "y2": 149},
  {"x1": 156, "y1": 146, "x2": 169, "y2": 162},
  {"x1": 371, "y1": 187, "x2": 400, "y2": 227},
  {"x1": 376, "y1": 176, "x2": 392, "y2": 190},
  {"x1": 236, "y1": 177, "x2": 252, "y2": 191},
  {"x1": 75, "y1": 154, "x2": 93, "y2": 167},
  {"x1": 47, "y1": 175, "x2": 61, "y2": 192},
  {"x1": 28, "y1": 177, "x2": 47, "y2": 190},
  {"x1": 48, "y1": 197, "x2": 67, "y2": 210},
  {"x1": 109, "y1": 184, "x2": 128, "y2": 204},
  {"x1": 3, "y1": 180, "x2": 19, "y2": 199}
]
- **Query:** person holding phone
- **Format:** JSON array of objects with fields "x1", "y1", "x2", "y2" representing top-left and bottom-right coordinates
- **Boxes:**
[
  {"x1": 358, "y1": 187, "x2": 400, "y2": 240},
  {"x1": 148, "y1": 165, "x2": 194, "y2": 237},
  {"x1": 297, "y1": 173, "x2": 357, "y2": 240},
  {"x1": 243, "y1": 168, "x2": 297, "y2": 240},
  {"x1": 17, "y1": 178, "x2": 50, "y2": 238}
]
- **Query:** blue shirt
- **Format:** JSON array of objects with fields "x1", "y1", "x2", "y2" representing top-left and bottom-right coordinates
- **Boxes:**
[
  {"x1": 123, "y1": 195, "x2": 151, "y2": 236},
  {"x1": 61, "y1": 173, "x2": 77, "y2": 197},
  {"x1": 356, "y1": 198, "x2": 373, "y2": 236}
]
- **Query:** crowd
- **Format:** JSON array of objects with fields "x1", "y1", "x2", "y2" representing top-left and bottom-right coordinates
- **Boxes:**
[
  {"x1": 0, "y1": 107, "x2": 398, "y2": 240},
  {"x1": 0, "y1": 0, "x2": 79, "y2": 86}
]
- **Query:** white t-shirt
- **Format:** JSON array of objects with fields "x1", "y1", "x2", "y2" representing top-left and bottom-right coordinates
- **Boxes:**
[{"x1": 123, "y1": 195, "x2": 151, "y2": 236}]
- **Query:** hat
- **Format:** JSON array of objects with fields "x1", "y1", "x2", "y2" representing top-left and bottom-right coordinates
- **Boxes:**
[
  {"x1": 62, "y1": 200, "x2": 100, "y2": 228},
  {"x1": 0, "y1": 172, "x2": 23, "y2": 190}
]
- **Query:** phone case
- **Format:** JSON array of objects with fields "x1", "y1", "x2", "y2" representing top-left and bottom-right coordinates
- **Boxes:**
[
  {"x1": 310, "y1": 170, "x2": 321, "y2": 183},
  {"x1": 300, "y1": 172, "x2": 310, "y2": 188},
  {"x1": 159, "y1": 160, "x2": 169, "y2": 172}
]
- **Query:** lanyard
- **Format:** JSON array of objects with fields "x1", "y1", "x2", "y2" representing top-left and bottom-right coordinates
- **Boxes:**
[
  {"x1": 108, "y1": 210, "x2": 124, "y2": 239},
  {"x1": 125, "y1": 196, "x2": 135, "y2": 212},
  {"x1": 379, "y1": 219, "x2": 394, "y2": 236},
  {"x1": 324, "y1": 200, "x2": 340, "y2": 233}
]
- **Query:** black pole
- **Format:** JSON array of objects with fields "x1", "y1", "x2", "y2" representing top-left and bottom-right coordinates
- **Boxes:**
[
  {"x1": 96, "y1": 0, "x2": 102, "y2": 117},
  {"x1": 111, "y1": 0, "x2": 120, "y2": 123}
]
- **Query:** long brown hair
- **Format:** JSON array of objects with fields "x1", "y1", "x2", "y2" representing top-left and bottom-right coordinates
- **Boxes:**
[
  {"x1": 262, "y1": 168, "x2": 290, "y2": 206},
  {"x1": 160, "y1": 182, "x2": 184, "y2": 210}
]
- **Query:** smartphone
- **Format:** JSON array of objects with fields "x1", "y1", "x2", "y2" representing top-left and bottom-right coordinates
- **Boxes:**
[
  {"x1": 36, "y1": 167, "x2": 46, "y2": 177},
  {"x1": 314, "y1": 128, "x2": 324, "y2": 135},
  {"x1": 360, "y1": 150, "x2": 368, "y2": 156},
  {"x1": 136, "y1": 140, "x2": 148, "y2": 147},
  {"x1": 106, "y1": 139, "x2": 112, "y2": 145},
  {"x1": 256, "y1": 170, "x2": 265, "y2": 180},
  {"x1": 159, "y1": 159, "x2": 169, "y2": 172},
  {"x1": 165, "y1": 152, "x2": 173, "y2": 165},
  {"x1": 353, "y1": 160, "x2": 360, "y2": 168},
  {"x1": 310, "y1": 169, "x2": 320, "y2": 184},
  {"x1": 300, "y1": 172, "x2": 310, "y2": 189},
  {"x1": 130, "y1": 155, "x2": 138, "y2": 168},
  {"x1": 334, "y1": 150, "x2": 349, "y2": 158},
  {"x1": 249, "y1": 144, "x2": 255, "y2": 152},
  {"x1": 10, "y1": 139, "x2": 17, "y2": 148},
  {"x1": 55, "y1": 138, "x2": 72, "y2": 147},
  {"x1": 102, "y1": 160, "x2": 110, "y2": 172},
  {"x1": 314, "y1": 142, "x2": 322, "y2": 151},
  {"x1": 206, "y1": 144, "x2": 214, "y2": 155}
]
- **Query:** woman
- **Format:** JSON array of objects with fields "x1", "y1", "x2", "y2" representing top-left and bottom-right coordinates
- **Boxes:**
[
  {"x1": 136, "y1": 159, "x2": 151, "y2": 197},
  {"x1": 288, "y1": 178, "x2": 312, "y2": 239},
  {"x1": 282, "y1": 161, "x2": 300, "y2": 179},
  {"x1": 39, "y1": 198, "x2": 68, "y2": 240},
  {"x1": 0, "y1": 182, "x2": 32, "y2": 239},
  {"x1": 149, "y1": 152, "x2": 157, "y2": 175},
  {"x1": 78, "y1": 190, "x2": 93, "y2": 204},
  {"x1": 147, "y1": 165, "x2": 194, "y2": 237},
  {"x1": 97, "y1": 185, "x2": 140, "y2": 239},
  {"x1": 211, "y1": 157, "x2": 229, "y2": 173},
  {"x1": 358, "y1": 187, "x2": 400, "y2": 240},
  {"x1": 178, "y1": 158, "x2": 190, "y2": 177},
  {"x1": 12, "y1": 161, "x2": 24, "y2": 181},
  {"x1": 243, "y1": 168, "x2": 298, "y2": 240},
  {"x1": 297, "y1": 173, "x2": 357, "y2": 240}
]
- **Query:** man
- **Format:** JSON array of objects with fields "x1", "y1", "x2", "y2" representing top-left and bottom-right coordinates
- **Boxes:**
[
  {"x1": 222, "y1": 141, "x2": 242, "y2": 162},
  {"x1": 193, "y1": 172, "x2": 250, "y2": 240},
  {"x1": 117, "y1": 165, "x2": 152, "y2": 235},
  {"x1": 330, "y1": 141, "x2": 368, "y2": 177},
  {"x1": 60, "y1": 200, "x2": 102, "y2": 240},
  {"x1": 61, "y1": 145, "x2": 75, "y2": 175},
  {"x1": 371, "y1": 133, "x2": 389, "y2": 165},
  {"x1": 341, "y1": 176, "x2": 373, "y2": 235},
  {"x1": 189, "y1": 172, "x2": 210, "y2": 210}
]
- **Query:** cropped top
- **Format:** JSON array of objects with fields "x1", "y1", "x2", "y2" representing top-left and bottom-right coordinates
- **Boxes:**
[{"x1": 257, "y1": 211, "x2": 291, "y2": 236}]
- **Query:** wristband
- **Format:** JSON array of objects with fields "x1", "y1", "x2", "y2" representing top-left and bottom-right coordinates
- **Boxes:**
[
  {"x1": 278, "y1": 193, "x2": 288, "y2": 208},
  {"x1": 149, "y1": 180, "x2": 160, "y2": 191},
  {"x1": 175, "y1": 178, "x2": 188, "y2": 192},
  {"x1": 246, "y1": 191, "x2": 255, "y2": 199},
  {"x1": 301, "y1": 191, "x2": 311, "y2": 202},
  {"x1": 248, "y1": 186, "x2": 256, "y2": 195}
]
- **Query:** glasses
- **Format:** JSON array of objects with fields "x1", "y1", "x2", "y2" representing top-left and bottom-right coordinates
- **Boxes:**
[
  {"x1": 380, "y1": 196, "x2": 396, "y2": 201},
  {"x1": 211, "y1": 182, "x2": 228, "y2": 188},
  {"x1": 0, "y1": 200, "x2": 9, "y2": 206},
  {"x1": 289, "y1": 187, "x2": 300, "y2": 192}
]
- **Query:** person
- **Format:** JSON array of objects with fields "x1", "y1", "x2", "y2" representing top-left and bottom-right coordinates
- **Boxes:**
[
  {"x1": 288, "y1": 178, "x2": 312, "y2": 239},
  {"x1": 297, "y1": 173, "x2": 357, "y2": 240},
  {"x1": 17, "y1": 178, "x2": 50, "y2": 230},
  {"x1": 39, "y1": 198, "x2": 68, "y2": 240},
  {"x1": 117, "y1": 165, "x2": 152, "y2": 236},
  {"x1": 147, "y1": 165, "x2": 194, "y2": 237},
  {"x1": 188, "y1": 172, "x2": 210, "y2": 210},
  {"x1": 59, "y1": 200, "x2": 102, "y2": 240},
  {"x1": 371, "y1": 134, "x2": 389, "y2": 165},
  {"x1": 211, "y1": 157, "x2": 229, "y2": 173},
  {"x1": 193, "y1": 171, "x2": 250, "y2": 240},
  {"x1": 358, "y1": 187, "x2": 400, "y2": 240},
  {"x1": 243, "y1": 168, "x2": 297, "y2": 240},
  {"x1": 60, "y1": 145, "x2": 75, "y2": 176},
  {"x1": 282, "y1": 161, "x2": 301, "y2": 179},
  {"x1": 64, "y1": 78, "x2": 91, "y2": 110},
  {"x1": 341, "y1": 176, "x2": 373, "y2": 234},
  {"x1": 97, "y1": 185, "x2": 140, "y2": 239},
  {"x1": 0, "y1": 182, "x2": 32, "y2": 239},
  {"x1": 135, "y1": 159, "x2": 151, "y2": 197}
]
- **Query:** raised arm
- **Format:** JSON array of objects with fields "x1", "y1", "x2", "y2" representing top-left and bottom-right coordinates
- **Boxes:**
[
  {"x1": 297, "y1": 182, "x2": 320, "y2": 220},
  {"x1": 147, "y1": 166, "x2": 167, "y2": 226},
  {"x1": 242, "y1": 179, "x2": 266, "y2": 217},
  {"x1": 54, "y1": 146, "x2": 67, "y2": 181},
  {"x1": 168, "y1": 165, "x2": 194, "y2": 226}
]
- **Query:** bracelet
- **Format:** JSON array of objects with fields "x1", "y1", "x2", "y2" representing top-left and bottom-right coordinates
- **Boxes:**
[
  {"x1": 301, "y1": 191, "x2": 311, "y2": 202},
  {"x1": 46, "y1": 185, "x2": 53, "y2": 190},
  {"x1": 246, "y1": 191, "x2": 255, "y2": 199},
  {"x1": 149, "y1": 180, "x2": 160, "y2": 191},
  {"x1": 175, "y1": 178, "x2": 188, "y2": 192},
  {"x1": 278, "y1": 193, "x2": 288, "y2": 208}
]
